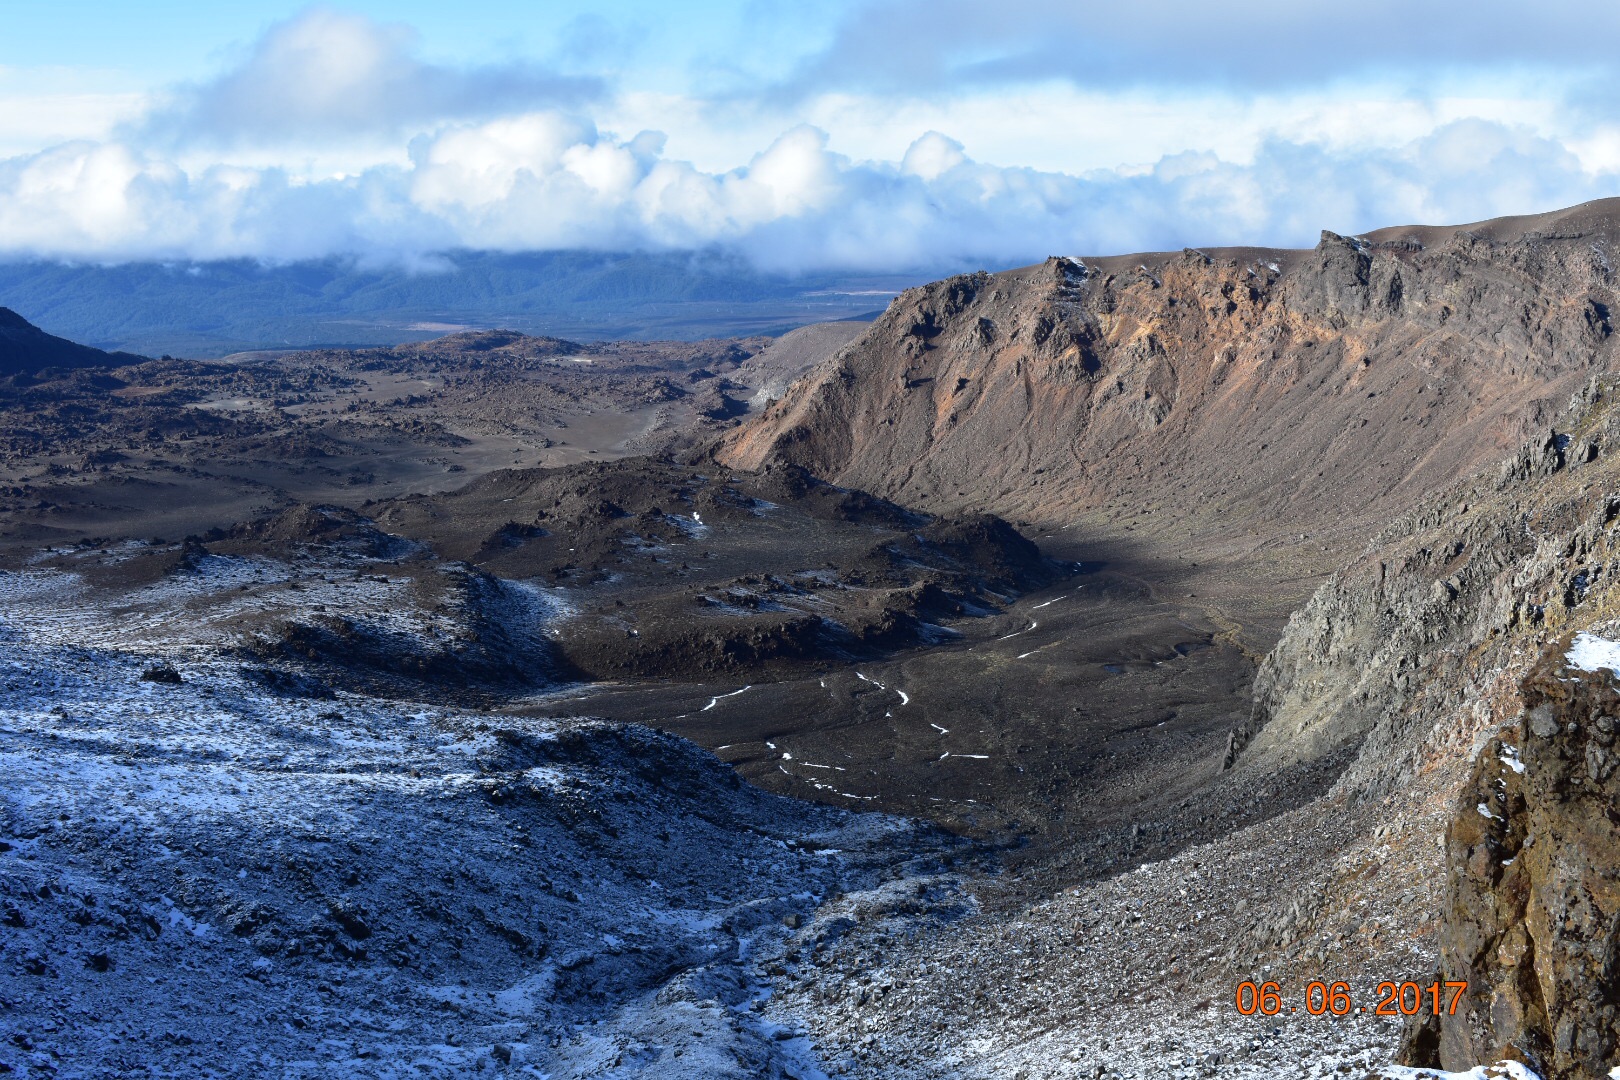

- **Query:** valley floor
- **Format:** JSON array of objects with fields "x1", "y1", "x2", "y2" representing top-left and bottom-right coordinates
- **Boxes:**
[{"x1": 0, "y1": 558, "x2": 1461, "y2": 1080}]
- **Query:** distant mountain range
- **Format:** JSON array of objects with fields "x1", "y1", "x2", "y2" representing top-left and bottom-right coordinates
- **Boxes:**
[
  {"x1": 0, "y1": 250, "x2": 941, "y2": 359},
  {"x1": 0, "y1": 306, "x2": 146, "y2": 376}
]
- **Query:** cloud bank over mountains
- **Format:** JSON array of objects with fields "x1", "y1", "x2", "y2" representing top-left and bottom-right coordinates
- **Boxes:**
[{"x1": 2, "y1": 5, "x2": 1619, "y2": 271}]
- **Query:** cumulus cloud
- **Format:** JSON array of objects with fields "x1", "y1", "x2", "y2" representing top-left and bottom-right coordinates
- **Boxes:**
[
  {"x1": 0, "y1": 5, "x2": 1616, "y2": 273},
  {"x1": 142, "y1": 7, "x2": 601, "y2": 144},
  {"x1": 0, "y1": 112, "x2": 1612, "y2": 271}
]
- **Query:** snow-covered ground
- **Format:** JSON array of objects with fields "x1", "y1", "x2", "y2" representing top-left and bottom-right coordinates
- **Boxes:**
[
  {"x1": 1374, "y1": 1063, "x2": 1540, "y2": 1080},
  {"x1": 0, "y1": 559, "x2": 961, "y2": 1078},
  {"x1": 1565, "y1": 630, "x2": 1620, "y2": 674}
]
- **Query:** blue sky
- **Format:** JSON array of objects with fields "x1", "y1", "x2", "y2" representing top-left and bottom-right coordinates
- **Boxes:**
[
  {"x1": 2, "y1": 2, "x2": 1618, "y2": 269},
  {"x1": 1, "y1": 2, "x2": 773, "y2": 83}
]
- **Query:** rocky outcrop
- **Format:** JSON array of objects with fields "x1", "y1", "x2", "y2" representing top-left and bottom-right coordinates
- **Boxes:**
[
  {"x1": 1225, "y1": 364, "x2": 1620, "y2": 790},
  {"x1": 372, "y1": 456, "x2": 1065, "y2": 682},
  {"x1": 1402, "y1": 638, "x2": 1620, "y2": 1079}
]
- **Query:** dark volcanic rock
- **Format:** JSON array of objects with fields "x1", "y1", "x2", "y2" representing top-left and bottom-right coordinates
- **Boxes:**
[
  {"x1": 1405, "y1": 637, "x2": 1620, "y2": 1079},
  {"x1": 242, "y1": 563, "x2": 573, "y2": 695},
  {"x1": 214, "y1": 504, "x2": 406, "y2": 560},
  {"x1": 372, "y1": 455, "x2": 1064, "y2": 681}
]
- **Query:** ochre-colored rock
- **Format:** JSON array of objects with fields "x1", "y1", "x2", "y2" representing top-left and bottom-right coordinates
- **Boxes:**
[
  {"x1": 721, "y1": 205, "x2": 1620, "y2": 567},
  {"x1": 1407, "y1": 636, "x2": 1620, "y2": 1078}
]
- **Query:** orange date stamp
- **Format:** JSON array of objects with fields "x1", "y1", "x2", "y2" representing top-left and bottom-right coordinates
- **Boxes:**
[{"x1": 1234, "y1": 980, "x2": 1468, "y2": 1017}]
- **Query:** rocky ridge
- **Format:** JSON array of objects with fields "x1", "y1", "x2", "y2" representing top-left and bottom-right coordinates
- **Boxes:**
[
  {"x1": 0, "y1": 307, "x2": 146, "y2": 378},
  {"x1": 708, "y1": 201, "x2": 1620, "y2": 1077},
  {"x1": 721, "y1": 201, "x2": 1620, "y2": 616}
]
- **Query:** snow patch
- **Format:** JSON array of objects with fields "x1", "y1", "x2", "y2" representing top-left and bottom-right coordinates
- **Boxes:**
[
  {"x1": 1373, "y1": 1061, "x2": 1541, "y2": 1080},
  {"x1": 702, "y1": 685, "x2": 752, "y2": 711},
  {"x1": 1566, "y1": 631, "x2": 1620, "y2": 674}
]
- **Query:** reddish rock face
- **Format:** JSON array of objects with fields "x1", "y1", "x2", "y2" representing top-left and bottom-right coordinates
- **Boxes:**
[
  {"x1": 722, "y1": 204, "x2": 1620, "y2": 569},
  {"x1": 1408, "y1": 636, "x2": 1620, "y2": 1078}
]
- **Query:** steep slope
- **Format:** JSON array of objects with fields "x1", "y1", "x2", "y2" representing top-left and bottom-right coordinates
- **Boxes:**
[
  {"x1": 721, "y1": 200, "x2": 1620, "y2": 608},
  {"x1": 707, "y1": 200, "x2": 1620, "y2": 1076},
  {"x1": 0, "y1": 307, "x2": 144, "y2": 376},
  {"x1": 1212, "y1": 357, "x2": 1620, "y2": 1076},
  {"x1": 1234, "y1": 381, "x2": 1620, "y2": 783},
  {"x1": 734, "y1": 319, "x2": 873, "y2": 408}
]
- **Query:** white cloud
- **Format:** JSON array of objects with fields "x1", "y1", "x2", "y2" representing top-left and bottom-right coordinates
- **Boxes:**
[
  {"x1": 140, "y1": 7, "x2": 600, "y2": 145},
  {"x1": 0, "y1": 7, "x2": 1617, "y2": 272},
  {"x1": 0, "y1": 64, "x2": 153, "y2": 160},
  {"x1": 0, "y1": 90, "x2": 149, "y2": 161},
  {"x1": 901, "y1": 132, "x2": 967, "y2": 181},
  {"x1": 0, "y1": 109, "x2": 1611, "y2": 271}
]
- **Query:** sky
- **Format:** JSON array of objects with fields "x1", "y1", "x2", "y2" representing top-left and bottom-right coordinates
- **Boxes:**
[{"x1": 3, "y1": 1, "x2": 1620, "y2": 271}]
